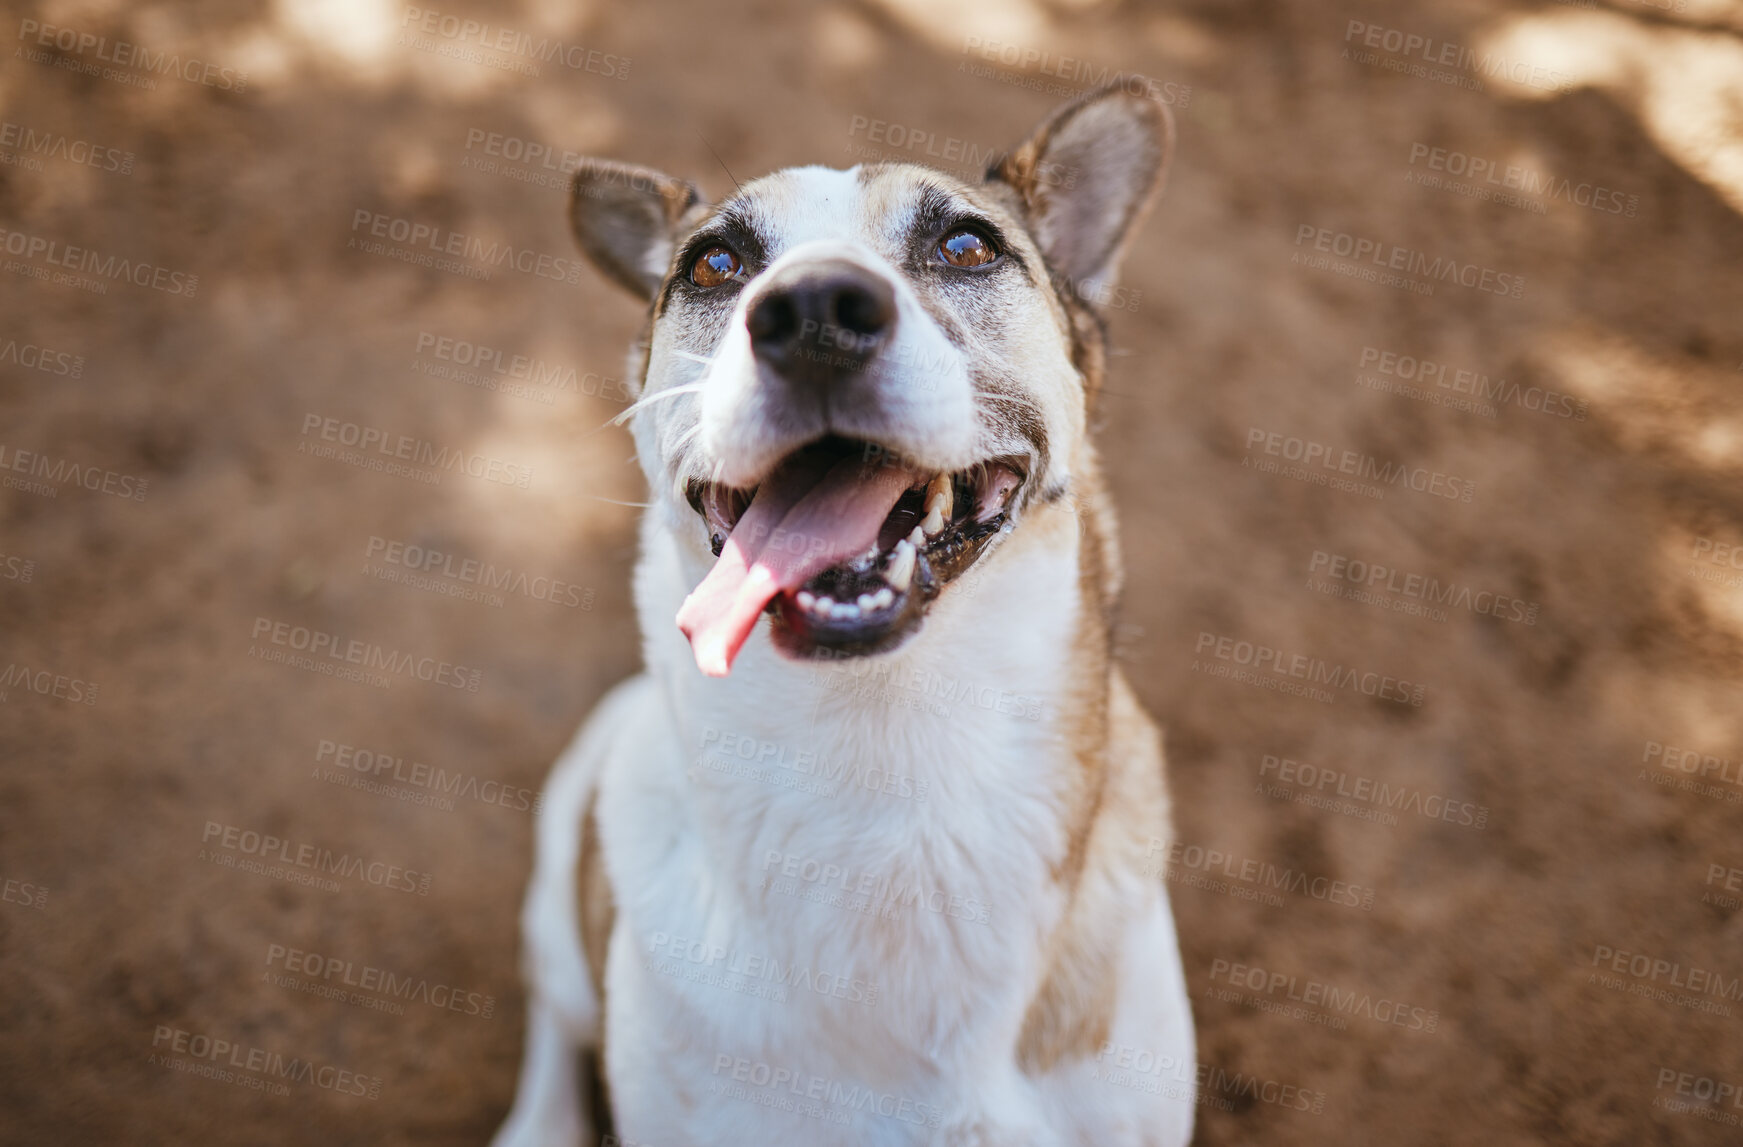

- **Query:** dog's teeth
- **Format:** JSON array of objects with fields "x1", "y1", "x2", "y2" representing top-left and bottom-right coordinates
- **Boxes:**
[
  {"x1": 857, "y1": 593, "x2": 879, "y2": 612},
  {"x1": 872, "y1": 587, "x2": 894, "y2": 610},
  {"x1": 925, "y1": 472, "x2": 953, "y2": 520},
  {"x1": 921, "y1": 505, "x2": 945, "y2": 538},
  {"x1": 816, "y1": 595, "x2": 835, "y2": 612},
  {"x1": 796, "y1": 591, "x2": 816, "y2": 609},
  {"x1": 907, "y1": 525, "x2": 925, "y2": 548},
  {"x1": 886, "y1": 539, "x2": 916, "y2": 591},
  {"x1": 831, "y1": 602, "x2": 859, "y2": 621}
]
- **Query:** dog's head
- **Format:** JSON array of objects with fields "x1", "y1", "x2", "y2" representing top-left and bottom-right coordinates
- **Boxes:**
[{"x1": 570, "y1": 87, "x2": 1172, "y2": 677}]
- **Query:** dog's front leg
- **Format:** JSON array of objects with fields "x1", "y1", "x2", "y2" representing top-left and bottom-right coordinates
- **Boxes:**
[{"x1": 491, "y1": 997, "x2": 590, "y2": 1147}]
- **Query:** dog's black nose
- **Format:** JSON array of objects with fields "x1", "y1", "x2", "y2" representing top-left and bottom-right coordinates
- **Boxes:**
[{"x1": 746, "y1": 260, "x2": 896, "y2": 384}]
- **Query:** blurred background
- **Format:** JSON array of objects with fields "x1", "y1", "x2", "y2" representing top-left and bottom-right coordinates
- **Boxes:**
[{"x1": 3, "y1": 0, "x2": 1742, "y2": 1142}]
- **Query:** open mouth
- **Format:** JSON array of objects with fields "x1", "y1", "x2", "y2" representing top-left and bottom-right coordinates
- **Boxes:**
[{"x1": 676, "y1": 436, "x2": 1024, "y2": 676}]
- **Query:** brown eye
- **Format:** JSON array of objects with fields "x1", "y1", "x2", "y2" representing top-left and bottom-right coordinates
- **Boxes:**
[
  {"x1": 690, "y1": 246, "x2": 742, "y2": 287},
  {"x1": 939, "y1": 228, "x2": 999, "y2": 268}
]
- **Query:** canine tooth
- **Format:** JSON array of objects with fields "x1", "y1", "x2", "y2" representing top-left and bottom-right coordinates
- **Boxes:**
[
  {"x1": 872, "y1": 587, "x2": 894, "y2": 610},
  {"x1": 857, "y1": 593, "x2": 878, "y2": 612},
  {"x1": 921, "y1": 505, "x2": 945, "y2": 538},
  {"x1": 796, "y1": 591, "x2": 816, "y2": 609},
  {"x1": 925, "y1": 472, "x2": 954, "y2": 519},
  {"x1": 907, "y1": 526, "x2": 925, "y2": 548},
  {"x1": 886, "y1": 539, "x2": 916, "y2": 591}
]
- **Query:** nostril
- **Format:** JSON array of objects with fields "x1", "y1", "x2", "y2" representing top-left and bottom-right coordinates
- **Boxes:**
[
  {"x1": 831, "y1": 285, "x2": 893, "y2": 338},
  {"x1": 748, "y1": 294, "x2": 798, "y2": 346}
]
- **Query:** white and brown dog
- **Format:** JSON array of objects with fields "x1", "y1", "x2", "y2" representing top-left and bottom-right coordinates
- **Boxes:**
[{"x1": 492, "y1": 86, "x2": 1195, "y2": 1147}]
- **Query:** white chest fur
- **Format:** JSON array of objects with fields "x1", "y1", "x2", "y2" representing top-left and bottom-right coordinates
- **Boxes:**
[{"x1": 596, "y1": 510, "x2": 1104, "y2": 1143}]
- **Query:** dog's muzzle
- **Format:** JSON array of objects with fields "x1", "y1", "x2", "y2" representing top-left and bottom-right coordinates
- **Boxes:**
[{"x1": 746, "y1": 259, "x2": 895, "y2": 390}]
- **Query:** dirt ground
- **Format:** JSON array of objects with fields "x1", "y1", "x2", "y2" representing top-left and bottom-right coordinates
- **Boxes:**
[{"x1": 3, "y1": 0, "x2": 1742, "y2": 1143}]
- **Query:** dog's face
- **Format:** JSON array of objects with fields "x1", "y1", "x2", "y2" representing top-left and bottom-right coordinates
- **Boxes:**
[{"x1": 570, "y1": 89, "x2": 1172, "y2": 676}]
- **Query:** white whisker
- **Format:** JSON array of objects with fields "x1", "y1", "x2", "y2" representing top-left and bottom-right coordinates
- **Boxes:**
[
  {"x1": 608, "y1": 382, "x2": 706, "y2": 427},
  {"x1": 669, "y1": 424, "x2": 704, "y2": 454}
]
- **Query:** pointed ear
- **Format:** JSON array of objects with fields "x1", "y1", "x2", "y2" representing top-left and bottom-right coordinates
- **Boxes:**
[
  {"x1": 989, "y1": 86, "x2": 1174, "y2": 290},
  {"x1": 569, "y1": 159, "x2": 707, "y2": 300}
]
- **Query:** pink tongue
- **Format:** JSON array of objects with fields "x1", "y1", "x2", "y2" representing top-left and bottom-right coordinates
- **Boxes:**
[{"x1": 676, "y1": 453, "x2": 916, "y2": 677}]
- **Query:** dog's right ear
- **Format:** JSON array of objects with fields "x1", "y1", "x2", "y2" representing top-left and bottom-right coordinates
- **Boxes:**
[{"x1": 570, "y1": 160, "x2": 707, "y2": 301}]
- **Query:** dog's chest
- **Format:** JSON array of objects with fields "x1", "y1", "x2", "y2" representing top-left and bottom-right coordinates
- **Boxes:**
[
  {"x1": 617, "y1": 647, "x2": 1077, "y2": 1076},
  {"x1": 680, "y1": 692, "x2": 1067, "y2": 1046}
]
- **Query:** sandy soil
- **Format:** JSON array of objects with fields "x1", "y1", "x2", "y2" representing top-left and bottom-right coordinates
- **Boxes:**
[{"x1": 3, "y1": 0, "x2": 1743, "y2": 1143}]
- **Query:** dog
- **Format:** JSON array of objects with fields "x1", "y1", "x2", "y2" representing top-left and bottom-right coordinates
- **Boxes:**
[{"x1": 491, "y1": 85, "x2": 1195, "y2": 1147}]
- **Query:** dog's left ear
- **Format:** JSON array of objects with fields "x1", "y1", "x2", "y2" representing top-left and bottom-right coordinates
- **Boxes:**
[
  {"x1": 990, "y1": 86, "x2": 1174, "y2": 290},
  {"x1": 570, "y1": 159, "x2": 708, "y2": 301}
]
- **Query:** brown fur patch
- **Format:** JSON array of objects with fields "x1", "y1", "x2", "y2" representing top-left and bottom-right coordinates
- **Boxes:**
[
  {"x1": 1015, "y1": 278, "x2": 1170, "y2": 1074},
  {"x1": 1015, "y1": 324, "x2": 1120, "y2": 1072}
]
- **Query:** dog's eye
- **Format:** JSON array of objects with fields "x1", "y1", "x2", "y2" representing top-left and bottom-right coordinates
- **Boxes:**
[
  {"x1": 690, "y1": 246, "x2": 743, "y2": 288},
  {"x1": 938, "y1": 228, "x2": 999, "y2": 269}
]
